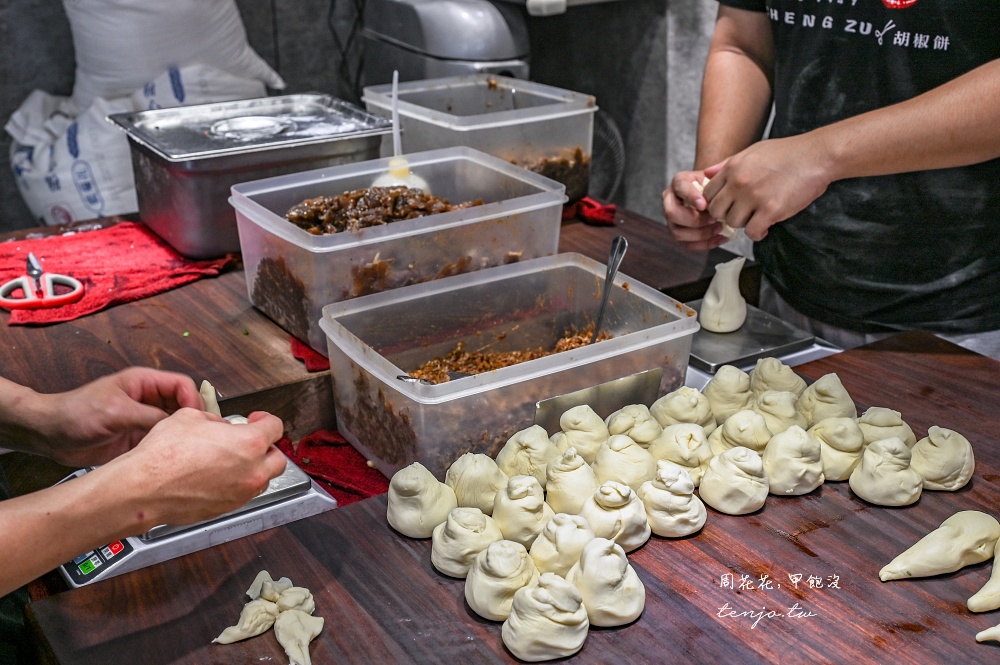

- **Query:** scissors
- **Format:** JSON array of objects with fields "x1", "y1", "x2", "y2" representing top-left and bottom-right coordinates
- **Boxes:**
[{"x1": 0, "y1": 252, "x2": 84, "y2": 310}]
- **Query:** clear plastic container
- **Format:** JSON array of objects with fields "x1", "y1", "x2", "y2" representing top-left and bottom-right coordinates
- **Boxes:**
[
  {"x1": 230, "y1": 146, "x2": 566, "y2": 353},
  {"x1": 362, "y1": 74, "x2": 596, "y2": 201},
  {"x1": 320, "y1": 253, "x2": 699, "y2": 479}
]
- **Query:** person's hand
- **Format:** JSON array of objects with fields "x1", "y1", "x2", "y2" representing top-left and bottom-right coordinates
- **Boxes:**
[
  {"x1": 662, "y1": 169, "x2": 732, "y2": 251},
  {"x1": 94, "y1": 408, "x2": 287, "y2": 530},
  {"x1": 701, "y1": 134, "x2": 832, "y2": 241},
  {"x1": 33, "y1": 367, "x2": 204, "y2": 467}
]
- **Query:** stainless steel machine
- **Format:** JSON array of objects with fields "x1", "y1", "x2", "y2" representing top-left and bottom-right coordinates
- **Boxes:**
[{"x1": 361, "y1": 0, "x2": 530, "y2": 84}]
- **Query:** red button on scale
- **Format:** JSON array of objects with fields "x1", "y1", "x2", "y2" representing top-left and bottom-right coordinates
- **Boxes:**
[{"x1": 108, "y1": 541, "x2": 125, "y2": 556}]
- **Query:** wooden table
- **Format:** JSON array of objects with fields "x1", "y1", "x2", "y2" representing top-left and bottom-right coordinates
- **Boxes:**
[{"x1": 25, "y1": 332, "x2": 1000, "y2": 664}]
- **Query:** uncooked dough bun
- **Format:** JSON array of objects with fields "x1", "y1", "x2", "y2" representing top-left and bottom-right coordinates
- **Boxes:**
[
  {"x1": 497, "y1": 425, "x2": 562, "y2": 489},
  {"x1": 707, "y1": 409, "x2": 772, "y2": 457},
  {"x1": 528, "y1": 513, "x2": 597, "y2": 577},
  {"x1": 592, "y1": 434, "x2": 657, "y2": 491},
  {"x1": 465, "y1": 540, "x2": 540, "y2": 621},
  {"x1": 501, "y1": 573, "x2": 589, "y2": 662},
  {"x1": 910, "y1": 426, "x2": 975, "y2": 491},
  {"x1": 698, "y1": 446, "x2": 769, "y2": 515},
  {"x1": 247, "y1": 570, "x2": 293, "y2": 602},
  {"x1": 213, "y1": 598, "x2": 280, "y2": 644},
  {"x1": 808, "y1": 417, "x2": 864, "y2": 481},
  {"x1": 856, "y1": 407, "x2": 916, "y2": 448},
  {"x1": 795, "y1": 373, "x2": 857, "y2": 427},
  {"x1": 749, "y1": 357, "x2": 807, "y2": 398},
  {"x1": 492, "y1": 475, "x2": 555, "y2": 548},
  {"x1": 648, "y1": 423, "x2": 713, "y2": 486},
  {"x1": 848, "y1": 437, "x2": 922, "y2": 506},
  {"x1": 578, "y1": 481, "x2": 651, "y2": 552},
  {"x1": 969, "y1": 539, "x2": 1000, "y2": 612},
  {"x1": 446, "y1": 453, "x2": 508, "y2": 515},
  {"x1": 276, "y1": 587, "x2": 316, "y2": 615},
  {"x1": 567, "y1": 538, "x2": 645, "y2": 627},
  {"x1": 549, "y1": 405, "x2": 610, "y2": 464},
  {"x1": 650, "y1": 386, "x2": 717, "y2": 435},
  {"x1": 702, "y1": 365, "x2": 754, "y2": 423},
  {"x1": 386, "y1": 462, "x2": 458, "y2": 539},
  {"x1": 544, "y1": 447, "x2": 600, "y2": 515},
  {"x1": 637, "y1": 460, "x2": 707, "y2": 537},
  {"x1": 762, "y1": 426, "x2": 824, "y2": 496},
  {"x1": 605, "y1": 404, "x2": 663, "y2": 449},
  {"x1": 273, "y1": 609, "x2": 324, "y2": 665},
  {"x1": 752, "y1": 390, "x2": 808, "y2": 436},
  {"x1": 879, "y1": 511, "x2": 1000, "y2": 581},
  {"x1": 432, "y1": 507, "x2": 505, "y2": 578},
  {"x1": 699, "y1": 256, "x2": 747, "y2": 334}
]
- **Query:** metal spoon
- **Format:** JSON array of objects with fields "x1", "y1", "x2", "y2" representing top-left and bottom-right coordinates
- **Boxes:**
[{"x1": 590, "y1": 235, "x2": 628, "y2": 344}]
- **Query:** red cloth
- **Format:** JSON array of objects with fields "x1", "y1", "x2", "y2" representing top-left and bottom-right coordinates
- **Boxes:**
[
  {"x1": 290, "y1": 334, "x2": 331, "y2": 372},
  {"x1": 0, "y1": 222, "x2": 234, "y2": 325},
  {"x1": 562, "y1": 196, "x2": 617, "y2": 226},
  {"x1": 277, "y1": 429, "x2": 389, "y2": 506}
]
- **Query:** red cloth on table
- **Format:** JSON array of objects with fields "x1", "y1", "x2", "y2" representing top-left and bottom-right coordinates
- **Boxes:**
[
  {"x1": 0, "y1": 222, "x2": 233, "y2": 325},
  {"x1": 277, "y1": 429, "x2": 389, "y2": 506},
  {"x1": 290, "y1": 334, "x2": 331, "y2": 372},
  {"x1": 562, "y1": 196, "x2": 617, "y2": 226}
]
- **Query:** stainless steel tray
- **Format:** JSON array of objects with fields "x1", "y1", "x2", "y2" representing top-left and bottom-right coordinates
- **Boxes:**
[{"x1": 687, "y1": 299, "x2": 815, "y2": 374}]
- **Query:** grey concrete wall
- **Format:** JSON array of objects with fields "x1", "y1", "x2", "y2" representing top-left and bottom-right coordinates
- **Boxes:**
[{"x1": 0, "y1": 0, "x2": 717, "y2": 232}]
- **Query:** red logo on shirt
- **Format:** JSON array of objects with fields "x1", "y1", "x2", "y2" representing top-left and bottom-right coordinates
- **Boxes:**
[{"x1": 882, "y1": 0, "x2": 918, "y2": 7}]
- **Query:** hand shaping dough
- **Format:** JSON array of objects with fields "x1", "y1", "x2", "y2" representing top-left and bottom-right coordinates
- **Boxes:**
[
  {"x1": 795, "y1": 373, "x2": 857, "y2": 428},
  {"x1": 699, "y1": 256, "x2": 747, "y2": 333},
  {"x1": 213, "y1": 598, "x2": 280, "y2": 644},
  {"x1": 648, "y1": 423, "x2": 713, "y2": 487},
  {"x1": 702, "y1": 365, "x2": 754, "y2": 423},
  {"x1": 879, "y1": 511, "x2": 1000, "y2": 581},
  {"x1": 549, "y1": 404, "x2": 610, "y2": 464},
  {"x1": 501, "y1": 573, "x2": 589, "y2": 662},
  {"x1": 969, "y1": 540, "x2": 1000, "y2": 612},
  {"x1": 749, "y1": 357, "x2": 807, "y2": 398},
  {"x1": 578, "y1": 481, "x2": 650, "y2": 552},
  {"x1": 856, "y1": 407, "x2": 917, "y2": 448},
  {"x1": 497, "y1": 425, "x2": 561, "y2": 489},
  {"x1": 592, "y1": 434, "x2": 657, "y2": 491},
  {"x1": 848, "y1": 437, "x2": 922, "y2": 507},
  {"x1": 567, "y1": 538, "x2": 645, "y2": 627},
  {"x1": 762, "y1": 426, "x2": 824, "y2": 495},
  {"x1": 605, "y1": 404, "x2": 663, "y2": 449},
  {"x1": 200, "y1": 379, "x2": 222, "y2": 417},
  {"x1": 492, "y1": 475, "x2": 555, "y2": 548},
  {"x1": 274, "y1": 608, "x2": 324, "y2": 665},
  {"x1": 465, "y1": 540, "x2": 540, "y2": 621},
  {"x1": 698, "y1": 446, "x2": 769, "y2": 515},
  {"x1": 808, "y1": 417, "x2": 865, "y2": 481},
  {"x1": 528, "y1": 513, "x2": 597, "y2": 577},
  {"x1": 752, "y1": 390, "x2": 808, "y2": 436},
  {"x1": 432, "y1": 507, "x2": 505, "y2": 578},
  {"x1": 707, "y1": 409, "x2": 772, "y2": 457},
  {"x1": 638, "y1": 460, "x2": 707, "y2": 537},
  {"x1": 910, "y1": 426, "x2": 975, "y2": 491},
  {"x1": 446, "y1": 453, "x2": 508, "y2": 515},
  {"x1": 386, "y1": 462, "x2": 458, "y2": 539},
  {"x1": 544, "y1": 447, "x2": 600, "y2": 515},
  {"x1": 650, "y1": 386, "x2": 717, "y2": 435}
]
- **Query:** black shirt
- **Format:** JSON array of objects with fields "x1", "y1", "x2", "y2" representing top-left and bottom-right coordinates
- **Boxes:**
[{"x1": 717, "y1": 0, "x2": 1000, "y2": 333}]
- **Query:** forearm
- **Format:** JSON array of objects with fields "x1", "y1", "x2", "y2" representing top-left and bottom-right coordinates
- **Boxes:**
[
  {"x1": 813, "y1": 58, "x2": 1000, "y2": 181},
  {"x1": 695, "y1": 7, "x2": 775, "y2": 169},
  {"x1": 0, "y1": 466, "x2": 149, "y2": 597}
]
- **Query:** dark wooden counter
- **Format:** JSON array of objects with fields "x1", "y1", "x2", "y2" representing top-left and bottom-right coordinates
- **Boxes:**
[{"x1": 26, "y1": 332, "x2": 1000, "y2": 664}]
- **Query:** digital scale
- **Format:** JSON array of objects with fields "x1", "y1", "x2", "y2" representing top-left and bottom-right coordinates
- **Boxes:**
[
  {"x1": 58, "y1": 453, "x2": 337, "y2": 588},
  {"x1": 683, "y1": 300, "x2": 842, "y2": 389}
]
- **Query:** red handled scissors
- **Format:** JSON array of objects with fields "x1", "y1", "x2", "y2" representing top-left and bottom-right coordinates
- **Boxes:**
[{"x1": 0, "y1": 252, "x2": 84, "y2": 310}]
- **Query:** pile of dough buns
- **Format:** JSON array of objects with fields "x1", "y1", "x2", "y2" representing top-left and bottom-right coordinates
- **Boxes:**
[
  {"x1": 212, "y1": 571, "x2": 323, "y2": 665},
  {"x1": 386, "y1": 356, "x2": 977, "y2": 661}
]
